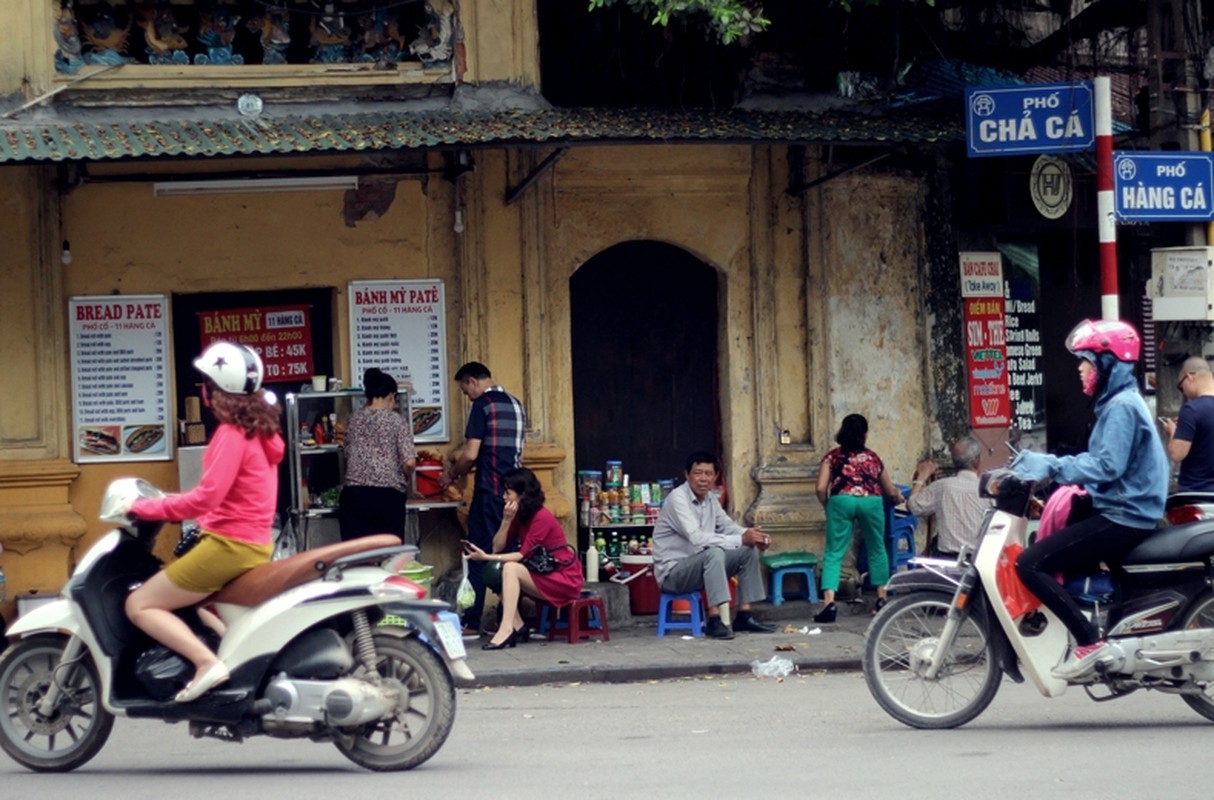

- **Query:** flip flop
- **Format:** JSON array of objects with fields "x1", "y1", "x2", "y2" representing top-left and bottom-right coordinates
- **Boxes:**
[{"x1": 175, "y1": 661, "x2": 230, "y2": 703}]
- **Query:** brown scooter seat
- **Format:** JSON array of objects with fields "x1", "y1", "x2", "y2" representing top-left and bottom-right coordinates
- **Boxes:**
[{"x1": 209, "y1": 534, "x2": 403, "y2": 608}]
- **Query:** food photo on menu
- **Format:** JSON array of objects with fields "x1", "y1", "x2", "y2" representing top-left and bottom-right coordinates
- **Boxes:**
[
  {"x1": 411, "y1": 407, "x2": 442, "y2": 436},
  {"x1": 123, "y1": 424, "x2": 166, "y2": 455},
  {"x1": 79, "y1": 425, "x2": 122, "y2": 457}
]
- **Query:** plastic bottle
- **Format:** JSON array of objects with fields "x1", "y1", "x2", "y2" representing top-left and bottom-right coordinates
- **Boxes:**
[
  {"x1": 585, "y1": 543, "x2": 600, "y2": 582},
  {"x1": 0, "y1": 562, "x2": 6, "y2": 603}
]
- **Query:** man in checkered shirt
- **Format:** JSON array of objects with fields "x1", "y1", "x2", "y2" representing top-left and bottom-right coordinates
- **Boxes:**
[{"x1": 441, "y1": 362, "x2": 526, "y2": 635}]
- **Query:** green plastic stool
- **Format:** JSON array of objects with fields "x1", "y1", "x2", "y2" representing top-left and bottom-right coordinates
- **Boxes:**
[{"x1": 762, "y1": 551, "x2": 820, "y2": 606}]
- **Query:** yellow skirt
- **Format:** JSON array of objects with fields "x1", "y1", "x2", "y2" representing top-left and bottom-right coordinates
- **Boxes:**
[{"x1": 164, "y1": 532, "x2": 272, "y2": 594}]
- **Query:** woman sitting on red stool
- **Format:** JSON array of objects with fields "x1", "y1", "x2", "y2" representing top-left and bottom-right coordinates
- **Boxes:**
[{"x1": 462, "y1": 467, "x2": 583, "y2": 650}]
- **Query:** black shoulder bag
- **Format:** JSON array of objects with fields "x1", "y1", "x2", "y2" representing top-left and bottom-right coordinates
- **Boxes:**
[{"x1": 522, "y1": 543, "x2": 576, "y2": 574}]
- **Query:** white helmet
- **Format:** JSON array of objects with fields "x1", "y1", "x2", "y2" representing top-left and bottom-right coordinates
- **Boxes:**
[{"x1": 194, "y1": 341, "x2": 265, "y2": 394}]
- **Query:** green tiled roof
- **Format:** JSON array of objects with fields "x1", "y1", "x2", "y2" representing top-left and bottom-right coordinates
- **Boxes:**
[{"x1": 0, "y1": 106, "x2": 963, "y2": 164}]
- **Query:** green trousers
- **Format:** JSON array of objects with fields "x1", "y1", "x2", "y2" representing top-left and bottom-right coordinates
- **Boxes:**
[{"x1": 822, "y1": 494, "x2": 888, "y2": 591}]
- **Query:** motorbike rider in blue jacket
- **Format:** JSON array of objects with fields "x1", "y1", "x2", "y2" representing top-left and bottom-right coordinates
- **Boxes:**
[{"x1": 1011, "y1": 319, "x2": 1167, "y2": 680}]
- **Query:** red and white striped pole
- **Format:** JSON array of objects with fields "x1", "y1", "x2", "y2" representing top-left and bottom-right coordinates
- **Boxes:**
[{"x1": 1095, "y1": 76, "x2": 1118, "y2": 320}]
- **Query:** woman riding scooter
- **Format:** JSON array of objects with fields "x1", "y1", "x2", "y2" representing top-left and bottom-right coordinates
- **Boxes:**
[
  {"x1": 124, "y1": 341, "x2": 285, "y2": 702},
  {"x1": 1011, "y1": 319, "x2": 1168, "y2": 680}
]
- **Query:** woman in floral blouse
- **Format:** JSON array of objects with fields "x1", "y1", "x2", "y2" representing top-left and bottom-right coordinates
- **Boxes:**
[
  {"x1": 339, "y1": 368, "x2": 416, "y2": 540},
  {"x1": 813, "y1": 413, "x2": 904, "y2": 622}
]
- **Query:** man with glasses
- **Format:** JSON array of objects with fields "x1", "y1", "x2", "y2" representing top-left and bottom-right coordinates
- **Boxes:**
[{"x1": 1162, "y1": 356, "x2": 1214, "y2": 492}]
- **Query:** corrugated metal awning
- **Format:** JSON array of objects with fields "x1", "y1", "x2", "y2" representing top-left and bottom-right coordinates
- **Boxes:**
[{"x1": 0, "y1": 106, "x2": 963, "y2": 165}]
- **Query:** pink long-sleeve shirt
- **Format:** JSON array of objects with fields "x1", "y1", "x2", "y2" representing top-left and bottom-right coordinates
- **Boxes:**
[{"x1": 133, "y1": 423, "x2": 285, "y2": 545}]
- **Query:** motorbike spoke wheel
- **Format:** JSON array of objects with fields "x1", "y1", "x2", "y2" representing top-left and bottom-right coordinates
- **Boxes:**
[
  {"x1": 332, "y1": 634, "x2": 455, "y2": 771},
  {"x1": 1180, "y1": 592, "x2": 1214, "y2": 722},
  {"x1": 0, "y1": 635, "x2": 113, "y2": 772},
  {"x1": 863, "y1": 592, "x2": 1001, "y2": 729}
]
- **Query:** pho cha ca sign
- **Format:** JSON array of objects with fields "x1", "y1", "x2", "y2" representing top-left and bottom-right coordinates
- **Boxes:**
[{"x1": 966, "y1": 82, "x2": 1094, "y2": 158}]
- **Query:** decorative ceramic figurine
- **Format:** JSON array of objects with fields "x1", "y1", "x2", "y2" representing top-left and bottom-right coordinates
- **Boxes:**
[
  {"x1": 194, "y1": 5, "x2": 243, "y2": 65},
  {"x1": 80, "y1": 1, "x2": 134, "y2": 66},
  {"x1": 356, "y1": 8, "x2": 405, "y2": 64},
  {"x1": 53, "y1": 0, "x2": 85, "y2": 74},
  {"x1": 408, "y1": 0, "x2": 454, "y2": 65},
  {"x1": 247, "y1": 5, "x2": 290, "y2": 65},
  {"x1": 309, "y1": 3, "x2": 351, "y2": 64},
  {"x1": 138, "y1": 2, "x2": 189, "y2": 65}
]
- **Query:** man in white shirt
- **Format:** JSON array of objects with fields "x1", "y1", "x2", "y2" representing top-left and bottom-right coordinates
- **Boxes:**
[
  {"x1": 652, "y1": 451, "x2": 774, "y2": 639},
  {"x1": 906, "y1": 437, "x2": 991, "y2": 558}
]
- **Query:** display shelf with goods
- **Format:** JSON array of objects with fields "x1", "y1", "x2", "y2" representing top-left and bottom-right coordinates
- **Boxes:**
[
  {"x1": 283, "y1": 386, "x2": 460, "y2": 552},
  {"x1": 574, "y1": 463, "x2": 676, "y2": 573}
]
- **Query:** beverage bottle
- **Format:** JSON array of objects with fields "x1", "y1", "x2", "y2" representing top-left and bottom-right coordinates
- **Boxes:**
[
  {"x1": 0, "y1": 562, "x2": 6, "y2": 603},
  {"x1": 585, "y1": 543, "x2": 600, "y2": 582}
]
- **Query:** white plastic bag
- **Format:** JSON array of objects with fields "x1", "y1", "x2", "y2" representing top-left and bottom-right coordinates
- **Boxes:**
[
  {"x1": 455, "y1": 555, "x2": 475, "y2": 612},
  {"x1": 750, "y1": 655, "x2": 794, "y2": 679}
]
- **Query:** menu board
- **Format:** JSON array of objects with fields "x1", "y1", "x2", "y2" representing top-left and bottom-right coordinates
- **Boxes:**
[
  {"x1": 959, "y1": 253, "x2": 1011, "y2": 429},
  {"x1": 69, "y1": 295, "x2": 172, "y2": 463},
  {"x1": 349, "y1": 279, "x2": 448, "y2": 443},
  {"x1": 197, "y1": 304, "x2": 314, "y2": 384}
]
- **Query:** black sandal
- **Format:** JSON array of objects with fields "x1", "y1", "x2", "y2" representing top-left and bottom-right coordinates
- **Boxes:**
[
  {"x1": 813, "y1": 603, "x2": 837, "y2": 624},
  {"x1": 872, "y1": 597, "x2": 887, "y2": 615}
]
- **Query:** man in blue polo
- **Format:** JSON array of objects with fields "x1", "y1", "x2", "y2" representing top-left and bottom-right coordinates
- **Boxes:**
[{"x1": 441, "y1": 362, "x2": 526, "y2": 636}]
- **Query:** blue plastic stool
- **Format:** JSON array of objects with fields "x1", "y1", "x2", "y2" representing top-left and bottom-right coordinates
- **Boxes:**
[
  {"x1": 770, "y1": 564, "x2": 819, "y2": 606},
  {"x1": 656, "y1": 592, "x2": 705, "y2": 637},
  {"x1": 888, "y1": 514, "x2": 918, "y2": 573}
]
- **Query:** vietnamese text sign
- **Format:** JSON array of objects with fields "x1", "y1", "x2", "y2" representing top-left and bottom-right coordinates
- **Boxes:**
[
  {"x1": 349, "y1": 279, "x2": 448, "y2": 443},
  {"x1": 1113, "y1": 151, "x2": 1214, "y2": 221},
  {"x1": 959, "y1": 254, "x2": 1011, "y2": 429},
  {"x1": 198, "y1": 305, "x2": 315, "y2": 384},
  {"x1": 966, "y1": 82, "x2": 1094, "y2": 157},
  {"x1": 69, "y1": 295, "x2": 172, "y2": 463}
]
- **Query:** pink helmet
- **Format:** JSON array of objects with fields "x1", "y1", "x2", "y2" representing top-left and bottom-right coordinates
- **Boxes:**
[{"x1": 1064, "y1": 319, "x2": 1141, "y2": 362}]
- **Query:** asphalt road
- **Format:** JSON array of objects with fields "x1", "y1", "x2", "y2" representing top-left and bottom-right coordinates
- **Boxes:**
[{"x1": 1, "y1": 672, "x2": 1208, "y2": 799}]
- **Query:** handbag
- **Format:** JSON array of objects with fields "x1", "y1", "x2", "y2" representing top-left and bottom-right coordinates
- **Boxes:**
[{"x1": 522, "y1": 543, "x2": 575, "y2": 575}]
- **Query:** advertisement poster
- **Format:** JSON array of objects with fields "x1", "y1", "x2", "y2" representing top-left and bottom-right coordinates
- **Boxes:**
[
  {"x1": 999, "y1": 244, "x2": 1046, "y2": 442},
  {"x1": 960, "y1": 253, "x2": 1011, "y2": 429},
  {"x1": 348, "y1": 279, "x2": 448, "y2": 443},
  {"x1": 69, "y1": 295, "x2": 173, "y2": 463},
  {"x1": 197, "y1": 305, "x2": 314, "y2": 384}
]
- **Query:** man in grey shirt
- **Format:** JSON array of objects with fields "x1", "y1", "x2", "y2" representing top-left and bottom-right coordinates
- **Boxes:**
[
  {"x1": 652, "y1": 451, "x2": 775, "y2": 639},
  {"x1": 906, "y1": 436, "x2": 991, "y2": 558}
]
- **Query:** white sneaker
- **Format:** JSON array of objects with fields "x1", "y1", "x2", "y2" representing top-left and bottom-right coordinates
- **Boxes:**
[{"x1": 1051, "y1": 641, "x2": 1110, "y2": 680}]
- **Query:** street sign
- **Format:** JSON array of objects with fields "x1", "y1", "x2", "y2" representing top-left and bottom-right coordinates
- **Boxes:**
[
  {"x1": 1113, "y1": 151, "x2": 1214, "y2": 221},
  {"x1": 965, "y1": 82, "x2": 1095, "y2": 157}
]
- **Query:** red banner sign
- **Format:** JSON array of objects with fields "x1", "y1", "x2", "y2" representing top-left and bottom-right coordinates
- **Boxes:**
[
  {"x1": 964, "y1": 296, "x2": 1011, "y2": 428},
  {"x1": 197, "y1": 305, "x2": 313, "y2": 384}
]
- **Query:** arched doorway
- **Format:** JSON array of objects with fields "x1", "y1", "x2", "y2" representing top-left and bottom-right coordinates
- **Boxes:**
[{"x1": 570, "y1": 241, "x2": 720, "y2": 515}]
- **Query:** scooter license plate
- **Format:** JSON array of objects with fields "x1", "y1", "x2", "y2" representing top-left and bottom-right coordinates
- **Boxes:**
[{"x1": 433, "y1": 619, "x2": 467, "y2": 659}]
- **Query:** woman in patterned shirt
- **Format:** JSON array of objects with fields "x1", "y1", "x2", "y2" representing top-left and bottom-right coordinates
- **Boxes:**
[
  {"x1": 813, "y1": 413, "x2": 905, "y2": 622},
  {"x1": 339, "y1": 368, "x2": 416, "y2": 540}
]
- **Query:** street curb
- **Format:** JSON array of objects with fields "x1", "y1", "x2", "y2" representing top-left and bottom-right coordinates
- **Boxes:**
[{"x1": 463, "y1": 655, "x2": 865, "y2": 688}]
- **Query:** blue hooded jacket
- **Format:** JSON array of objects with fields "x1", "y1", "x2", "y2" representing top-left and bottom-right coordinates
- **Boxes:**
[{"x1": 1014, "y1": 357, "x2": 1167, "y2": 529}]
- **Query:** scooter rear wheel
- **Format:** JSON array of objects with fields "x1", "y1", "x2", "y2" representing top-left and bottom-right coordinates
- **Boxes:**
[
  {"x1": 0, "y1": 634, "x2": 114, "y2": 772},
  {"x1": 1180, "y1": 592, "x2": 1214, "y2": 722},
  {"x1": 863, "y1": 592, "x2": 1001, "y2": 729},
  {"x1": 332, "y1": 633, "x2": 456, "y2": 771}
]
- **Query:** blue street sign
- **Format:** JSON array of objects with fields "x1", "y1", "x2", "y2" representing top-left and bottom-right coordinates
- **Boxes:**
[
  {"x1": 966, "y1": 82, "x2": 1095, "y2": 157},
  {"x1": 1113, "y1": 152, "x2": 1214, "y2": 221}
]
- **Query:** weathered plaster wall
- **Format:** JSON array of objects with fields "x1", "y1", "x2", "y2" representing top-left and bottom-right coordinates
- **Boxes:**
[{"x1": 819, "y1": 172, "x2": 929, "y2": 485}]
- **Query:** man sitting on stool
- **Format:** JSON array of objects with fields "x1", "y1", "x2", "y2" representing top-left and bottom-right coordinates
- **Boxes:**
[
  {"x1": 652, "y1": 450, "x2": 775, "y2": 639},
  {"x1": 906, "y1": 436, "x2": 991, "y2": 559}
]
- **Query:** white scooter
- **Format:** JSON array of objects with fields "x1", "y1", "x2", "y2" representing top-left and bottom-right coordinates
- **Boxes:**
[
  {"x1": 863, "y1": 469, "x2": 1214, "y2": 728},
  {"x1": 0, "y1": 478, "x2": 473, "y2": 772}
]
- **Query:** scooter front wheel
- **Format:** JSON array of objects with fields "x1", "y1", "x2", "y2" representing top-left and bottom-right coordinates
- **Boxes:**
[
  {"x1": 332, "y1": 633, "x2": 456, "y2": 771},
  {"x1": 863, "y1": 592, "x2": 1001, "y2": 729},
  {"x1": 0, "y1": 634, "x2": 114, "y2": 772}
]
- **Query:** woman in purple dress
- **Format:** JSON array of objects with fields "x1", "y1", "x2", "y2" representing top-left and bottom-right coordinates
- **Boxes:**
[{"x1": 463, "y1": 467, "x2": 583, "y2": 649}]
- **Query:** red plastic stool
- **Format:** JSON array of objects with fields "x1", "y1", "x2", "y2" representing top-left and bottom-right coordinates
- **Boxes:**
[{"x1": 536, "y1": 592, "x2": 610, "y2": 644}]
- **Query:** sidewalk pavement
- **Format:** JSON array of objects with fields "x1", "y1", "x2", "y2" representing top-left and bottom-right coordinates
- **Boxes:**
[{"x1": 461, "y1": 597, "x2": 877, "y2": 688}]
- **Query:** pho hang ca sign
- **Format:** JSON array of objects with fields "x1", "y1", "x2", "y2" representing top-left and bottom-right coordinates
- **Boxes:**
[
  {"x1": 1113, "y1": 151, "x2": 1214, "y2": 221},
  {"x1": 959, "y1": 253, "x2": 1011, "y2": 429}
]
